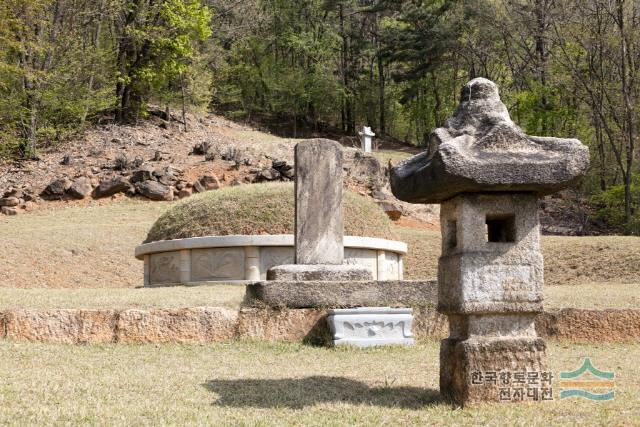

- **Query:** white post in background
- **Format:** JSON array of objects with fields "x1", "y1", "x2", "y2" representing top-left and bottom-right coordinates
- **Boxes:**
[{"x1": 359, "y1": 126, "x2": 375, "y2": 153}]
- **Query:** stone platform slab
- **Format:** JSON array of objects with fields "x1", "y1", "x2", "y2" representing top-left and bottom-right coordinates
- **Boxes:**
[
  {"x1": 1, "y1": 307, "x2": 638, "y2": 344},
  {"x1": 266, "y1": 264, "x2": 372, "y2": 281},
  {"x1": 244, "y1": 280, "x2": 438, "y2": 308}
]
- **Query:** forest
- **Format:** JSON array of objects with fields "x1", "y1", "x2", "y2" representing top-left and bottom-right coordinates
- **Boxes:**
[{"x1": 0, "y1": 0, "x2": 638, "y2": 233}]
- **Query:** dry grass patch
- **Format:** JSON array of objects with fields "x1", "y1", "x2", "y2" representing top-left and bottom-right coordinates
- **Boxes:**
[
  {"x1": 543, "y1": 235, "x2": 640, "y2": 285},
  {"x1": 144, "y1": 182, "x2": 397, "y2": 242},
  {"x1": 0, "y1": 340, "x2": 637, "y2": 425},
  {"x1": 397, "y1": 226, "x2": 640, "y2": 286},
  {"x1": 0, "y1": 285, "x2": 245, "y2": 310},
  {"x1": 0, "y1": 199, "x2": 169, "y2": 288},
  {"x1": 544, "y1": 283, "x2": 640, "y2": 310}
]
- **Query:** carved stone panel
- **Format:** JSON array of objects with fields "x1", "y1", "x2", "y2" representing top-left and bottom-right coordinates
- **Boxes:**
[
  {"x1": 191, "y1": 248, "x2": 245, "y2": 282},
  {"x1": 327, "y1": 308, "x2": 414, "y2": 347},
  {"x1": 260, "y1": 247, "x2": 295, "y2": 280},
  {"x1": 385, "y1": 251, "x2": 399, "y2": 280},
  {"x1": 149, "y1": 252, "x2": 181, "y2": 284},
  {"x1": 344, "y1": 248, "x2": 377, "y2": 279}
]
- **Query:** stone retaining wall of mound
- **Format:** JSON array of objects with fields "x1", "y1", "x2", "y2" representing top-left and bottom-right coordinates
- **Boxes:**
[{"x1": 0, "y1": 307, "x2": 638, "y2": 344}]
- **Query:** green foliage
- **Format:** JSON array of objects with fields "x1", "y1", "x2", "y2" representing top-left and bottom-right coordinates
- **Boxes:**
[{"x1": 590, "y1": 175, "x2": 640, "y2": 235}]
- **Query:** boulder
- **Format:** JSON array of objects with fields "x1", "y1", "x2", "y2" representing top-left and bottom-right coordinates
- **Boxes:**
[
  {"x1": 42, "y1": 177, "x2": 72, "y2": 198},
  {"x1": 177, "y1": 188, "x2": 192, "y2": 199},
  {"x1": 92, "y1": 176, "x2": 132, "y2": 198},
  {"x1": 376, "y1": 200, "x2": 402, "y2": 220},
  {"x1": 192, "y1": 180, "x2": 205, "y2": 193},
  {"x1": 390, "y1": 78, "x2": 590, "y2": 203},
  {"x1": 130, "y1": 168, "x2": 154, "y2": 183},
  {"x1": 0, "y1": 196, "x2": 20, "y2": 207},
  {"x1": 1, "y1": 206, "x2": 18, "y2": 215},
  {"x1": 67, "y1": 177, "x2": 93, "y2": 199},
  {"x1": 135, "y1": 180, "x2": 173, "y2": 201},
  {"x1": 258, "y1": 168, "x2": 280, "y2": 181},
  {"x1": 199, "y1": 174, "x2": 220, "y2": 190}
]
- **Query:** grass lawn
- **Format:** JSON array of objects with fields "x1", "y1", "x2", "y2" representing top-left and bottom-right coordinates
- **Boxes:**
[
  {"x1": 0, "y1": 340, "x2": 637, "y2": 425},
  {"x1": 0, "y1": 285, "x2": 245, "y2": 310}
]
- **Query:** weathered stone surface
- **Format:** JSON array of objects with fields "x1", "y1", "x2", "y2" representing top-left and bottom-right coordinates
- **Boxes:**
[
  {"x1": 5, "y1": 309, "x2": 116, "y2": 344},
  {"x1": 199, "y1": 174, "x2": 220, "y2": 190},
  {"x1": 327, "y1": 307, "x2": 415, "y2": 347},
  {"x1": 376, "y1": 200, "x2": 402, "y2": 220},
  {"x1": 192, "y1": 179, "x2": 205, "y2": 193},
  {"x1": 245, "y1": 280, "x2": 437, "y2": 308},
  {"x1": 93, "y1": 176, "x2": 131, "y2": 198},
  {"x1": 42, "y1": 177, "x2": 72, "y2": 198},
  {"x1": 116, "y1": 307, "x2": 238, "y2": 343},
  {"x1": 267, "y1": 264, "x2": 372, "y2": 281},
  {"x1": 1, "y1": 206, "x2": 18, "y2": 215},
  {"x1": 294, "y1": 139, "x2": 344, "y2": 264},
  {"x1": 67, "y1": 177, "x2": 93, "y2": 199},
  {"x1": 135, "y1": 180, "x2": 173, "y2": 201},
  {"x1": 438, "y1": 193, "x2": 543, "y2": 314},
  {"x1": 412, "y1": 307, "x2": 448, "y2": 339},
  {"x1": 177, "y1": 188, "x2": 192, "y2": 199},
  {"x1": 390, "y1": 78, "x2": 590, "y2": 203},
  {"x1": 440, "y1": 337, "x2": 548, "y2": 405},
  {"x1": 237, "y1": 308, "x2": 329, "y2": 343},
  {"x1": 130, "y1": 168, "x2": 154, "y2": 183},
  {"x1": 0, "y1": 196, "x2": 20, "y2": 207}
]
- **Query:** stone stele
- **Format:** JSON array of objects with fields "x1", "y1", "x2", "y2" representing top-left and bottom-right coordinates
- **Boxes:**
[
  {"x1": 390, "y1": 78, "x2": 589, "y2": 405},
  {"x1": 269, "y1": 138, "x2": 373, "y2": 281},
  {"x1": 295, "y1": 138, "x2": 345, "y2": 265}
]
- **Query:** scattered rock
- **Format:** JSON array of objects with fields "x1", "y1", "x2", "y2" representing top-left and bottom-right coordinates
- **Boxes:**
[
  {"x1": 376, "y1": 200, "x2": 403, "y2": 221},
  {"x1": 199, "y1": 174, "x2": 220, "y2": 190},
  {"x1": 22, "y1": 201, "x2": 36, "y2": 212},
  {"x1": 257, "y1": 168, "x2": 280, "y2": 181},
  {"x1": 152, "y1": 150, "x2": 164, "y2": 161},
  {"x1": 272, "y1": 159, "x2": 294, "y2": 179},
  {"x1": 60, "y1": 154, "x2": 71, "y2": 165},
  {"x1": 192, "y1": 180, "x2": 205, "y2": 193},
  {"x1": 0, "y1": 196, "x2": 20, "y2": 207},
  {"x1": 135, "y1": 180, "x2": 173, "y2": 201},
  {"x1": 67, "y1": 177, "x2": 93, "y2": 199},
  {"x1": 92, "y1": 177, "x2": 132, "y2": 198},
  {"x1": 177, "y1": 188, "x2": 192, "y2": 199},
  {"x1": 130, "y1": 169, "x2": 154, "y2": 184},
  {"x1": 1, "y1": 206, "x2": 18, "y2": 215},
  {"x1": 192, "y1": 141, "x2": 213, "y2": 155},
  {"x1": 42, "y1": 177, "x2": 72, "y2": 199}
]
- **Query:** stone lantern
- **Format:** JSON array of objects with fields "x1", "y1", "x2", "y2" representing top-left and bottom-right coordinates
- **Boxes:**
[
  {"x1": 359, "y1": 126, "x2": 375, "y2": 153},
  {"x1": 390, "y1": 78, "x2": 589, "y2": 405}
]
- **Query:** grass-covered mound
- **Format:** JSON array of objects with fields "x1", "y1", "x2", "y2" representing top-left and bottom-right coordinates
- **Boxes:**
[{"x1": 144, "y1": 182, "x2": 396, "y2": 243}]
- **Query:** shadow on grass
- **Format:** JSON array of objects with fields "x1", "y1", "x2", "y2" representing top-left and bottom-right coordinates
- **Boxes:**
[{"x1": 203, "y1": 376, "x2": 445, "y2": 409}]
